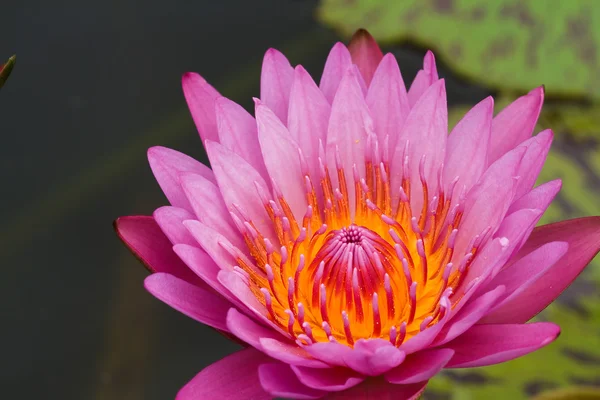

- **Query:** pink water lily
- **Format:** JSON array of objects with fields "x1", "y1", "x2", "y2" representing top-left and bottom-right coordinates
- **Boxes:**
[{"x1": 115, "y1": 30, "x2": 600, "y2": 399}]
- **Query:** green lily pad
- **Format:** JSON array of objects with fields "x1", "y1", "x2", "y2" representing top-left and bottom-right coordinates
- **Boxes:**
[
  {"x1": 318, "y1": 0, "x2": 600, "y2": 100},
  {"x1": 531, "y1": 387, "x2": 600, "y2": 400}
]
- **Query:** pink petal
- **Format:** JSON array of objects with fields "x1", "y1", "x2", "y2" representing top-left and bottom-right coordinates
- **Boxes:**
[
  {"x1": 508, "y1": 179, "x2": 562, "y2": 214},
  {"x1": 348, "y1": 29, "x2": 384, "y2": 86},
  {"x1": 488, "y1": 86, "x2": 544, "y2": 164},
  {"x1": 114, "y1": 215, "x2": 202, "y2": 285},
  {"x1": 292, "y1": 365, "x2": 364, "y2": 391},
  {"x1": 256, "y1": 101, "x2": 307, "y2": 222},
  {"x1": 513, "y1": 129, "x2": 553, "y2": 199},
  {"x1": 481, "y1": 241, "x2": 568, "y2": 324},
  {"x1": 320, "y1": 42, "x2": 353, "y2": 104},
  {"x1": 176, "y1": 347, "x2": 272, "y2": 400},
  {"x1": 366, "y1": 53, "x2": 410, "y2": 157},
  {"x1": 407, "y1": 51, "x2": 438, "y2": 107},
  {"x1": 181, "y1": 72, "x2": 221, "y2": 143},
  {"x1": 390, "y1": 79, "x2": 447, "y2": 215},
  {"x1": 490, "y1": 207, "x2": 544, "y2": 266},
  {"x1": 153, "y1": 206, "x2": 197, "y2": 246},
  {"x1": 215, "y1": 96, "x2": 269, "y2": 180},
  {"x1": 480, "y1": 217, "x2": 600, "y2": 323},
  {"x1": 144, "y1": 273, "x2": 231, "y2": 332},
  {"x1": 400, "y1": 297, "x2": 452, "y2": 355},
  {"x1": 260, "y1": 48, "x2": 294, "y2": 123},
  {"x1": 443, "y1": 97, "x2": 493, "y2": 194},
  {"x1": 385, "y1": 348, "x2": 454, "y2": 384},
  {"x1": 324, "y1": 377, "x2": 428, "y2": 400},
  {"x1": 260, "y1": 338, "x2": 329, "y2": 368},
  {"x1": 259, "y1": 363, "x2": 327, "y2": 399},
  {"x1": 445, "y1": 322, "x2": 560, "y2": 368},
  {"x1": 288, "y1": 65, "x2": 331, "y2": 181},
  {"x1": 326, "y1": 66, "x2": 375, "y2": 218},
  {"x1": 147, "y1": 146, "x2": 215, "y2": 211}
]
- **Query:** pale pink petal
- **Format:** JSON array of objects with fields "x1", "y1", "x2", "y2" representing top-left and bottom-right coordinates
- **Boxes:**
[
  {"x1": 320, "y1": 42, "x2": 353, "y2": 104},
  {"x1": 115, "y1": 215, "x2": 202, "y2": 285},
  {"x1": 513, "y1": 129, "x2": 553, "y2": 198},
  {"x1": 508, "y1": 179, "x2": 562, "y2": 214},
  {"x1": 176, "y1": 348, "x2": 272, "y2": 400},
  {"x1": 182, "y1": 72, "x2": 221, "y2": 143},
  {"x1": 147, "y1": 146, "x2": 215, "y2": 211},
  {"x1": 366, "y1": 53, "x2": 410, "y2": 156},
  {"x1": 259, "y1": 363, "x2": 327, "y2": 399},
  {"x1": 215, "y1": 96, "x2": 269, "y2": 180},
  {"x1": 288, "y1": 65, "x2": 331, "y2": 181},
  {"x1": 292, "y1": 365, "x2": 364, "y2": 391},
  {"x1": 326, "y1": 66, "x2": 375, "y2": 218},
  {"x1": 153, "y1": 206, "x2": 197, "y2": 246},
  {"x1": 400, "y1": 297, "x2": 452, "y2": 354},
  {"x1": 260, "y1": 338, "x2": 330, "y2": 368},
  {"x1": 144, "y1": 273, "x2": 231, "y2": 332},
  {"x1": 443, "y1": 97, "x2": 493, "y2": 194},
  {"x1": 407, "y1": 51, "x2": 438, "y2": 106},
  {"x1": 256, "y1": 101, "x2": 307, "y2": 222},
  {"x1": 390, "y1": 79, "x2": 447, "y2": 215},
  {"x1": 481, "y1": 241, "x2": 568, "y2": 324},
  {"x1": 348, "y1": 29, "x2": 384, "y2": 86},
  {"x1": 260, "y1": 48, "x2": 294, "y2": 123},
  {"x1": 488, "y1": 86, "x2": 544, "y2": 164},
  {"x1": 385, "y1": 348, "x2": 454, "y2": 384},
  {"x1": 445, "y1": 322, "x2": 560, "y2": 368},
  {"x1": 480, "y1": 217, "x2": 600, "y2": 323},
  {"x1": 324, "y1": 378, "x2": 427, "y2": 400},
  {"x1": 490, "y1": 207, "x2": 544, "y2": 264}
]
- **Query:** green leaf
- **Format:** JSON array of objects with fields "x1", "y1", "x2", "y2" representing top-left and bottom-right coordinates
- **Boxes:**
[
  {"x1": 0, "y1": 54, "x2": 15, "y2": 89},
  {"x1": 318, "y1": 0, "x2": 600, "y2": 100}
]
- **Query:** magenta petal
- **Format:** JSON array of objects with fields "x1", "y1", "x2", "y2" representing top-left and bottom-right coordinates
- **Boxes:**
[
  {"x1": 226, "y1": 308, "x2": 280, "y2": 346},
  {"x1": 260, "y1": 48, "x2": 294, "y2": 123},
  {"x1": 153, "y1": 206, "x2": 197, "y2": 246},
  {"x1": 344, "y1": 340, "x2": 406, "y2": 375},
  {"x1": 348, "y1": 29, "x2": 384, "y2": 86},
  {"x1": 481, "y1": 217, "x2": 600, "y2": 323},
  {"x1": 488, "y1": 86, "x2": 544, "y2": 164},
  {"x1": 184, "y1": 219, "x2": 242, "y2": 271},
  {"x1": 115, "y1": 215, "x2": 202, "y2": 285},
  {"x1": 144, "y1": 273, "x2": 231, "y2": 332},
  {"x1": 324, "y1": 377, "x2": 428, "y2": 400},
  {"x1": 385, "y1": 348, "x2": 454, "y2": 384},
  {"x1": 260, "y1": 338, "x2": 330, "y2": 368},
  {"x1": 407, "y1": 51, "x2": 438, "y2": 106},
  {"x1": 513, "y1": 129, "x2": 553, "y2": 199},
  {"x1": 508, "y1": 179, "x2": 562, "y2": 215},
  {"x1": 147, "y1": 146, "x2": 215, "y2": 211},
  {"x1": 259, "y1": 363, "x2": 327, "y2": 399},
  {"x1": 292, "y1": 365, "x2": 364, "y2": 391},
  {"x1": 176, "y1": 347, "x2": 272, "y2": 400},
  {"x1": 182, "y1": 72, "x2": 221, "y2": 144},
  {"x1": 445, "y1": 322, "x2": 560, "y2": 368},
  {"x1": 320, "y1": 42, "x2": 353, "y2": 104}
]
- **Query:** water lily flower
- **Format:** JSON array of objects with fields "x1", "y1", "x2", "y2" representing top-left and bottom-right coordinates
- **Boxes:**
[{"x1": 115, "y1": 30, "x2": 600, "y2": 399}]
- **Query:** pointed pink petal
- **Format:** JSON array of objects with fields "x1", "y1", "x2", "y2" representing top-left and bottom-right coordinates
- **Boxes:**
[
  {"x1": 260, "y1": 48, "x2": 294, "y2": 123},
  {"x1": 443, "y1": 97, "x2": 493, "y2": 194},
  {"x1": 260, "y1": 338, "x2": 329, "y2": 368},
  {"x1": 481, "y1": 241, "x2": 568, "y2": 324},
  {"x1": 508, "y1": 179, "x2": 562, "y2": 214},
  {"x1": 445, "y1": 322, "x2": 560, "y2": 368},
  {"x1": 326, "y1": 66, "x2": 375, "y2": 218},
  {"x1": 182, "y1": 72, "x2": 221, "y2": 143},
  {"x1": 320, "y1": 42, "x2": 353, "y2": 104},
  {"x1": 390, "y1": 79, "x2": 447, "y2": 215},
  {"x1": 144, "y1": 273, "x2": 231, "y2": 332},
  {"x1": 348, "y1": 29, "x2": 384, "y2": 86},
  {"x1": 147, "y1": 146, "x2": 215, "y2": 211},
  {"x1": 259, "y1": 363, "x2": 327, "y2": 399},
  {"x1": 256, "y1": 101, "x2": 307, "y2": 222},
  {"x1": 292, "y1": 365, "x2": 364, "y2": 391},
  {"x1": 325, "y1": 378, "x2": 428, "y2": 400},
  {"x1": 288, "y1": 65, "x2": 331, "y2": 181},
  {"x1": 489, "y1": 207, "x2": 544, "y2": 265},
  {"x1": 385, "y1": 348, "x2": 454, "y2": 384},
  {"x1": 176, "y1": 348, "x2": 272, "y2": 400},
  {"x1": 488, "y1": 86, "x2": 544, "y2": 164},
  {"x1": 400, "y1": 297, "x2": 453, "y2": 354},
  {"x1": 215, "y1": 96, "x2": 269, "y2": 180},
  {"x1": 153, "y1": 206, "x2": 197, "y2": 246},
  {"x1": 115, "y1": 215, "x2": 202, "y2": 285},
  {"x1": 407, "y1": 51, "x2": 438, "y2": 106},
  {"x1": 513, "y1": 129, "x2": 553, "y2": 199},
  {"x1": 366, "y1": 53, "x2": 410, "y2": 156},
  {"x1": 481, "y1": 217, "x2": 600, "y2": 323}
]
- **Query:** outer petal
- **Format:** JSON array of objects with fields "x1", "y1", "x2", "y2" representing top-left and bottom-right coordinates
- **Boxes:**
[
  {"x1": 348, "y1": 29, "x2": 384, "y2": 86},
  {"x1": 259, "y1": 363, "x2": 327, "y2": 399},
  {"x1": 153, "y1": 206, "x2": 197, "y2": 246},
  {"x1": 182, "y1": 72, "x2": 221, "y2": 143},
  {"x1": 324, "y1": 377, "x2": 427, "y2": 400},
  {"x1": 445, "y1": 322, "x2": 560, "y2": 368},
  {"x1": 407, "y1": 51, "x2": 438, "y2": 106},
  {"x1": 385, "y1": 348, "x2": 454, "y2": 384},
  {"x1": 176, "y1": 347, "x2": 272, "y2": 400},
  {"x1": 292, "y1": 365, "x2": 364, "y2": 392},
  {"x1": 144, "y1": 273, "x2": 231, "y2": 332},
  {"x1": 147, "y1": 146, "x2": 216, "y2": 211},
  {"x1": 320, "y1": 42, "x2": 353, "y2": 104},
  {"x1": 260, "y1": 48, "x2": 294, "y2": 123},
  {"x1": 513, "y1": 129, "x2": 553, "y2": 199},
  {"x1": 488, "y1": 86, "x2": 544, "y2": 164},
  {"x1": 114, "y1": 215, "x2": 202, "y2": 285},
  {"x1": 480, "y1": 217, "x2": 600, "y2": 323}
]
